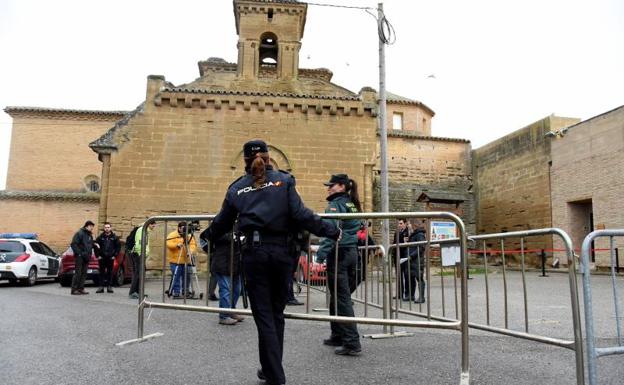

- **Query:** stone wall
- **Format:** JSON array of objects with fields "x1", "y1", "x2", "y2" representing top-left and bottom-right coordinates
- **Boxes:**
[
  {"x1": 0, "y1": 194, "x2": 99, "y2": 252},
  {"x1": 550, "y1": 106, "x2": 624, "y2": 268},
  {"x1": 4, "y1": 108, "x2": 124, "y2": 191},
  {"x1": 472, "y1": 115, "x2": 580, "y2": 264},
  {"x1": 99, "y1": 88, "x2": 378, "y2": 268},
  {"x1": 373, "y1": 132, "x2": 474, "y2": 235}
]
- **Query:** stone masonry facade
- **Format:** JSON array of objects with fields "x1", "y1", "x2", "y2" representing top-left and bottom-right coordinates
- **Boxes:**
[
  {"x1": 472, "y1": 115, "x2": 580, "y2": 265},
  {"x1": 550, "y1": 105, "x2": 624, "y2": 268}
]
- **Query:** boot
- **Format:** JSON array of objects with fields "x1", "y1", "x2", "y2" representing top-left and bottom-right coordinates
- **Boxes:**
[
  {"x1": 96, "y1": 287, "x2": 104, "y2": 293},
  {"x1": 107, "y1": 286, "x2": 114, "y2": 293}
]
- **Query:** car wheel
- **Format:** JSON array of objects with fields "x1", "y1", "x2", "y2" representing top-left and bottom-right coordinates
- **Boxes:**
[
  {"x1": 59, "y1": 276, "x2": 72, "y2": 287},
  {"x1": 24, "y1": 266, "x2": 37, "y2": 286},
  {"x1": 114, "y1": 266, "x2": 124, "y2": 287}
]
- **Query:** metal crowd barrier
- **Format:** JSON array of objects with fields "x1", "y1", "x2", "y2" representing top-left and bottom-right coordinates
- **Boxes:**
[
  {"x1": 581, "y1": 230, "x2": 624, "y2": 385},
  {"x1": 122, "y1": 211, "x2": 470, "y2": 385},
  {"x1": 469, "y1": 229, "x2": 584, "y2": 385}
]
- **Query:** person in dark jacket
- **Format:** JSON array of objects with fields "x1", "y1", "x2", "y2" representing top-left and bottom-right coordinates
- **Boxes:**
[
  {"x1": 316, "y1": 173, "x2": 363, "y2": 356},
  {"x1": 286, "y1": 229, "x2": 308, "y2": 306},
  {"x1": 70, "y1": 220, "x2": 95, "y2": 295},
  {"x1": 393, "y1": 219, "x2": 412, "y2": 300},
  {"x1": 210, "y1": 232, "x2": 245, "y2": 325},
  {"x1": 94, "y1": 222, "x2": 121, "y2": 293},
  {"x1": 408, "y1": 221, "x2": 427, "y2": 303},
  {"x1": 203, "y1": 139, "x2": 340, "y2": 385}
]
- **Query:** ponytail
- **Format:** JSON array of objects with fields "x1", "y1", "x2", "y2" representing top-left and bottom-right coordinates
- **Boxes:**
[
  {"x1": 347, "y1": 179, "x2": 362, "y2": 212},
  {"x1": 245, "y1": 152, "x2": 270, "y2": 187}
]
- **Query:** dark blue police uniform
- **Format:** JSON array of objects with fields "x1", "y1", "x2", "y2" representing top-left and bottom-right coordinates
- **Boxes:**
[{"x1": 206, "y1": 143, "x2": 339, "y2": 385}]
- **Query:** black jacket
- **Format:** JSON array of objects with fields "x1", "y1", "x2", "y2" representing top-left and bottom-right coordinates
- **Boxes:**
[
  {"x1": 95, "y1": 231, "x2": 121, "y2": 259},
  {"x1": 71, "y1": 227, "x2": 94, "y2": 261},
  {"x1": 408, "y1": 228, "x2": 427, "y2": 269},
  {"x1": 393, "y1": 228, "x2": 410, "y2": 260},
  {"x1": 206, "y1": 166, "x2": 339, "y2": 242},
  {"x1": 210, "y1": 233, "x2": 241, "y2": 276}
]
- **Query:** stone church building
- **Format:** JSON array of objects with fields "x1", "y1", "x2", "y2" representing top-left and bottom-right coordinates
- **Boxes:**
[
  {"x1": 3, "y1": 0, "x2": 621, "y2": 269},
  {"x1": 1, "y1": 0, "x2": 473, "y2": 267}
]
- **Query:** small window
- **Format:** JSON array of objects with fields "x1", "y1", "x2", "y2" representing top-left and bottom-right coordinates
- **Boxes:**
[
  {"x1": 268, "y1": 8, "x2": 274, "y2": 21},
  {"x1": 88, "y1": 180, "x2": 100, "y2": 192},
  {"x1": 83, "y1": 175, "x2": 100, "y2": 192},
  {"x1": 392, "y1": 112, "x2": 403, "y2": 130}
]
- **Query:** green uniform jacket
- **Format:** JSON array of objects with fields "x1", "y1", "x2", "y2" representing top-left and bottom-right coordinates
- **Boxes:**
[{"x1": 317, "y1": 192, "x2": 360, "y2": 260}]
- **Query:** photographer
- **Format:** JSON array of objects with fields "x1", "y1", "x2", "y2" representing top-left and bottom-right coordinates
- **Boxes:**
[{"x1": 166, "y1": 222, "x2": 197, "y2": 299}]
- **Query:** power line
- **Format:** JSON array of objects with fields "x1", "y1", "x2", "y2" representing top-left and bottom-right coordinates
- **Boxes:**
[{"x1": 305, "y1": 1, "x2": 374, "y2": 11}]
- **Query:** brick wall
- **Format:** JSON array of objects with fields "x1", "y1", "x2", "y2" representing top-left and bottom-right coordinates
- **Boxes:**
[
  {"x1": 551, "y1": 106, "x2": 624, "y2": 268},
  {"x1": 5, "y1": 110, "x2": 123, "y2": 191},
  {"x1": 374, "y1": 133, "x2": 474, "y2": 234},
  {"x1": 100, "y1": 91, "x2": 379, "y2": 269},
  {"x1": 0, "y1": 198, "x2": 99, "y2": 253},
  {"x1": 472, "y1": 115, "x2": 580, "y2": 265}
]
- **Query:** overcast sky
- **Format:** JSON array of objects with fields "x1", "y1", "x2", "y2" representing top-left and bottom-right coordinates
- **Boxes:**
[{"x1": 1, "y1": 0, "x2": 623, "y2": 189}]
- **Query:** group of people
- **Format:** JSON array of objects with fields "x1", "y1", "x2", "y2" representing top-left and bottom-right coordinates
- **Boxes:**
[
  {"x1": 394, "y1": 218, "x2": 427, "y2": 303},
  {"x1": 70, "y1": 139, "x2": 397, "y2": 385},
  {"x1": 69, "y1": 220, "x2": 122, "y2": 295}
]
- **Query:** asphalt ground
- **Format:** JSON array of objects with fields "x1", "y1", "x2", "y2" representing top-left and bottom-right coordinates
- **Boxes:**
[{"x1": 1, "y1": 270, "x2": 622, "y2": 385}]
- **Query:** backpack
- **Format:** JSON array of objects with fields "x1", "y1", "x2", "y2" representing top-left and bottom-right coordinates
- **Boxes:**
[{"x1": 125, "y1": 226, "x2": 139, "y2": 252}]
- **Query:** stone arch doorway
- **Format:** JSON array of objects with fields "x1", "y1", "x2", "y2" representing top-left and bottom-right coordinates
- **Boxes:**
[{"x1": 229, "y1": 144, "x2": 293, "y2": 173}]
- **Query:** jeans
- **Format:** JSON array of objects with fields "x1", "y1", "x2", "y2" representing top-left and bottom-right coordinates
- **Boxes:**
[
  {"x1": 216, "y1": 273, "x2": 241, "y2": 319},
  {"x1": 169, "y1": 264, "x2": 192, "y2": 295}
]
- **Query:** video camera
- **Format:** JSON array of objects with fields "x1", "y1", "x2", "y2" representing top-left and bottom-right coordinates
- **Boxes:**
[{"x1": 180, "y1": 220, "x2": 201, "y2": 234}]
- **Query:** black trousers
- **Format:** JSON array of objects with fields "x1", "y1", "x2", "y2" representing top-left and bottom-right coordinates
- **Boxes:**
[
  {"x1": 401, "y1": 262, "x2": 416, "y2": 299},
  {"x1": 71, "y1": 257, "x2": 88, "y2": 290},
  {"x1": 243, "y1": 243, "x2": 292, "y2": 385},
  {"x1": 129, "y1": 252, "x2": 140, "y2": 295},
  {"x1": 327, "y1": 246, "x2": 361, "y2": 349},
  {"x1": 98, "y1": 257, "x2": 114, "y2": 287}
]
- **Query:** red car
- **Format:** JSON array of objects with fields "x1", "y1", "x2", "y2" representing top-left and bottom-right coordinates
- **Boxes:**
[
  {"x1": 296, "y1": 245, "x2": 327, "y2": 284},
  {"x1": 58, "y1": 244, "x2": 132, "y2": 287}
]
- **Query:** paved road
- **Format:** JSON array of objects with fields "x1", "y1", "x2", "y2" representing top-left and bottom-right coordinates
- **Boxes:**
[{"x1": 0, "y1": 272, "x2": 622, "y2": 385}]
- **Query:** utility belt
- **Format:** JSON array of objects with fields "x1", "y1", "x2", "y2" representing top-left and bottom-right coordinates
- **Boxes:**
[{"x1": 243, "y1": 230, "x2": 288, "y2": 247}]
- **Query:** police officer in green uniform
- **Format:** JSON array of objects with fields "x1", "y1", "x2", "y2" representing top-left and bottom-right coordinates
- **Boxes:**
[
  {"x1": 316, "y1": 173, "x2": 363, "y2": 356},
  {"x1": 204, "y1": 140, "x2": 340, "y2": 385}
]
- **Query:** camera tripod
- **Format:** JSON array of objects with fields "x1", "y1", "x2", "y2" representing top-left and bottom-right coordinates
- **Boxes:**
[{"x1": 165, "y1": 227, "x2": 204, "y2": 300}]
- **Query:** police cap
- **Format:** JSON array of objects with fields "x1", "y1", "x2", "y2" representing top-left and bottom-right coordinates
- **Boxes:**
[
  {"x1": 243, "y1": 140, "x2": 268, "y2": 158},
  {"x1": 323, "y1": 173, "x2": 350, "y2": 186}
]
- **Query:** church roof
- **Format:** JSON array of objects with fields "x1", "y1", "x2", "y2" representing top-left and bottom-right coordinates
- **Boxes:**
[
  {"x1": 386, "y1": 92, "x2": 435, "y2": 116},
  {"x1": 4, "y1": 106, "x2": 127, "y2": 117},
  {"x1": 89, "y1": 103, "x2": 145, "y2": 151}
]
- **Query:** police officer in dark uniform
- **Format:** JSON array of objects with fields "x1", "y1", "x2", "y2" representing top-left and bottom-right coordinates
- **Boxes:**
[{"x1": 204, "y1": 140, "x2": 340, "y2": 385}]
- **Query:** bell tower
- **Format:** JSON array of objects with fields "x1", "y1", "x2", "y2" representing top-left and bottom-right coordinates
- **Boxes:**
[{"x1": 234, "y1": 0, "x2": 307, "y2": 80}]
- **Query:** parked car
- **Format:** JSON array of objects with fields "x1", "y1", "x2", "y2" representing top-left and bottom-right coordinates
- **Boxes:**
[
  {"x1": 58, "y1": 242, "x2": 132, "y2": 287},
  {"x1": 0, "y1": 233, "x2": 60, "y2": 286}
]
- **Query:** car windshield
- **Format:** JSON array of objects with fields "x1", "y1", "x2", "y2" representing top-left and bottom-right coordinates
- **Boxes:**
[{"x1": 0, "y1": 241, "x2": 26, "y2": 253}]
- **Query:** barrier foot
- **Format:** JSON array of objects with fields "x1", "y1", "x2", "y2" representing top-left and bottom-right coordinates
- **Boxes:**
[
  {"x1": 312, "y1": 308, "x2": 328, "y2": 312},
  {"x1": 460, "y1": 371, "x2": 470, "y2": 385},
  {"x1": 363, "y1": 331, "x2": 414, "y2": 339},
  {"x1": 115, "y1": 332, "x2": 164, "y2": 347}
]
